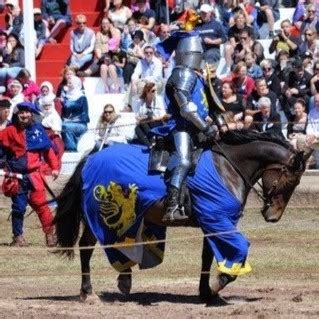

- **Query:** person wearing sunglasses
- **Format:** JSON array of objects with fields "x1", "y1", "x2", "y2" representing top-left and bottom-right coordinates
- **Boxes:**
[
  {"x1": 93, "y1": 103, "x2": 128, "y2": 151},
  {"x1": 69, "y1": 15, "x2": 95, "y2": 71},
  {"x1": 260, "y1": 59, "x2": 281, "y2": 98},
  {"x1": 129, "y1": 45, "x2": 163, "y2": 100},
  {"x1": 133, "y1": 81, "x2": 168, "y2": 147},
  {"x1": 298, "y1": 27, "x2": 318, "y2": 57},
  {"x1": 300, "y1": 3, "x2": 319, "y2": 34}
]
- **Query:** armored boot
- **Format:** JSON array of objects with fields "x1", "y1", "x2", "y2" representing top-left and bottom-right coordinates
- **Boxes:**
[{"x1": 163, "y1": 186, "x2": 188, "y2": 221}]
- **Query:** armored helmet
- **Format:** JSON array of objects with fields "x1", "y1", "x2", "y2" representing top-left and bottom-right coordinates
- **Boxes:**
[{"x1": 175, "y1": 35, "x2": 204, "y2": 69}]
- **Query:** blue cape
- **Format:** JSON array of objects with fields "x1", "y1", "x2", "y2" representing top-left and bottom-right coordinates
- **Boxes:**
[{"x1": 82, "y1": 144, "x2": 251, "y2": 275}]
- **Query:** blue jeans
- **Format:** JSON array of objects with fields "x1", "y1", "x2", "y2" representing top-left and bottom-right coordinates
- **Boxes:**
[
  {"x1": 62, "y1": 122, "x2": 87, "y2": 151},
  {"x1": 0, "y1": 67, "x2": 23, "y2": 86},
  {"x1": 70, "y1": 53, "x2": 93, "y2": 69}
]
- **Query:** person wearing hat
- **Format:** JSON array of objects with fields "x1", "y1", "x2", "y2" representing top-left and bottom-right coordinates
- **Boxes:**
[
  {"x1": 194, "y1": 3, "x2": 227, "y2": 66},
  {"x1": 4, "y1": 0, "x2": 23, "y2": 36},
  {"x1": 33, "y1": 7, "x2": 47, "y2": 58},
  {"x1": 0, "y1": 101, "x2": 59, "y2": 247},
  {"x1": 7, "y1": 79, "x2": 24, "y2": 119}
]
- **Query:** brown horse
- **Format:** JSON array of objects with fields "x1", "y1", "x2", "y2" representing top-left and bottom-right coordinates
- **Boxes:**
[{"x1": 54, "y1": 130, "x2": 311, "y2": 305}]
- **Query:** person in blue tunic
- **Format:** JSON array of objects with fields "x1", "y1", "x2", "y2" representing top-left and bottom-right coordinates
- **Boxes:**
[{"x1": 155, "y1": 32, "x2": 226, "y2": 221}]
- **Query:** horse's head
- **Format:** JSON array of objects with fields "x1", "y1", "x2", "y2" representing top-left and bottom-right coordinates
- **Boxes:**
[{"x1": 260, "y1": 149, "x2": 311, "y2": 223}]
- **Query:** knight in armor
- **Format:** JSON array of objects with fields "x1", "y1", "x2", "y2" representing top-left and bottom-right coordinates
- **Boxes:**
[{"x1": 157, "y1": 33, "x2": 226, "y2": 221}]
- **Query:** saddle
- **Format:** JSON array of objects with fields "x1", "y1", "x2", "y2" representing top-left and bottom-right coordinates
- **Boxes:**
[{"x1": 148, "y1": 136, "x2": 203, "y2": 219}]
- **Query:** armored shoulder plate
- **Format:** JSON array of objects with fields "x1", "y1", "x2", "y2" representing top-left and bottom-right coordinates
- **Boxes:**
[{"x1": 167, "y1": 67, "x2": 197, "y2": 93}]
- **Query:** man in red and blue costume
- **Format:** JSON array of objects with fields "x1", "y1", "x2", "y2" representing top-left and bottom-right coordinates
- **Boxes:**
[{"x1": 0, "y1": 102, "x2": 59, "y2": 247}]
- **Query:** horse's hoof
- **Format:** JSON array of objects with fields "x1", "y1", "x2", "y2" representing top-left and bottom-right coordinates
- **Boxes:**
[
  {"x1": 206, "y1": 294, "x2": 230, "y2": 307},
  {"x1": 117, "y1": 274, "x2": 132, "y2": 295},
  {"x1": 79, "y1": 290, "x2": 100, "y2": 304}
]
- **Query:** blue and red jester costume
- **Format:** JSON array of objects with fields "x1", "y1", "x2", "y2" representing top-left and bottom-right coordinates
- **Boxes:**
[{"x1": 0, "y1": 102, "x2": 59, "y2": 247}]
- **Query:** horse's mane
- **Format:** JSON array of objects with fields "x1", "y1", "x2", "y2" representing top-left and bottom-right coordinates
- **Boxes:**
[{"x1": 220, "y1": 130, "x2": 292, "y2": 150}]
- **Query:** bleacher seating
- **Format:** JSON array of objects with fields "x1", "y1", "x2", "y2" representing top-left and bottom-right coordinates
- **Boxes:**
[{"x1": 0, "y1": 3, "x2": 302, "y2": 173}]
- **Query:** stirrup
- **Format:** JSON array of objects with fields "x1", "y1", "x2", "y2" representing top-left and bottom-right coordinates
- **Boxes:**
[{"x1": 162, "y1": 205, "x2": 188, "y2": 221}]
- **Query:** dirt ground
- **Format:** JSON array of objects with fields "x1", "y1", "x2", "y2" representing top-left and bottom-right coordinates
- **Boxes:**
[{"x1": 0, "y1": 205, "x2": 318, "y2": 318}]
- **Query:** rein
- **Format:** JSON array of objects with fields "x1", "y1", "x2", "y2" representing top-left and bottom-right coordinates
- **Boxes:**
[{"x1": 212, "y1": 140, "x2": 293, "y2": 207}]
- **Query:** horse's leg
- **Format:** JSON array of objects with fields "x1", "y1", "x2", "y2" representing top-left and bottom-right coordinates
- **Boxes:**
[
  {"x1": 79, "y1": 224, "x2": 98, "y2": 303},
  {"x1": 199, "y1": 237, "x2": 214, "y2": 303},
  {"x1": 117, "y1": 268, "x2": 132, "y2": 295},
  {"x1": 199, "y1": 237, "x2": 237, "y2": 306}
]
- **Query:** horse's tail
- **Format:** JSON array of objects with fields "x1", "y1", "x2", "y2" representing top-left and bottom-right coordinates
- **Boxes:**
[{"x1": 54, "y1": 155, "x2": 88, "y2": 259}]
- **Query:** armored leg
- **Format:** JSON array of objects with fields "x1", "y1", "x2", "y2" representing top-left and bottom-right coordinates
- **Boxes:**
[{"x1": 163, "y1": 131, "x2": 191, "y2": 221}]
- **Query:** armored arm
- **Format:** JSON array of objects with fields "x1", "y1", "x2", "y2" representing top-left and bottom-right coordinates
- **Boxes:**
[{"x1": 168, "y1": 67, "x2": 209, "y2": 131}]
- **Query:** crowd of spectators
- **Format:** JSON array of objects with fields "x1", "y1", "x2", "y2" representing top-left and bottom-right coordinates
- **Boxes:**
[{"x1": 0, "y1": 0, "x2": 318, "y2": 167}]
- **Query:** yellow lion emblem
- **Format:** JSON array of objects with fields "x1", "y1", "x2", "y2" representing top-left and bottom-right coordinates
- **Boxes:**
[{"x1": 93, "y1": 182, "x2": 138, "y2": 237}]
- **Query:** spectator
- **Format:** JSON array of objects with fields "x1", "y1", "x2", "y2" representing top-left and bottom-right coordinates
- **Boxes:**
[
  {"x1": 245, "y1": 52, "x2": 263, "y2": 79},
  {"x1": 246, "y1": 77, "x2": 278, "y2": 124},
  {"x1": 233, "y1": 29, "x2": 264, "y2": 65},
  {"x1": 38, "y1": 94, "x2": 64, "y2": 171},
  {"x1": 301, "y1": 50, "x2": 314, "y2": 75},
  {"x1": 152, "y1": 23, "x2": 170, "y2": 46},
  {"x1": 108, "y1": 0, "x2": 132, "y2": 31},
  {"x1": 292, "y1": 0, "x2": 313, "y2": 32},
  {"x1": 298, "y1": 27, "x2": 318, "y2": 57},
  {"x1": 121, "y1": 17, "x2": 139, "y2": 52},
  {"x1": 0, "y1": 101, "x2": 59, "y2": 247},
  {"x1": 256, "y1": 0, "x2": 280, "y2": 38},
  {"x1": 77, "y1": 17, "x2": 121, "y2": 77},
  {"x1": 260, "y1": 59, "x2": 281, "y2": 98},
  {"x1": 61, "y1": 76, "x2": 89, "y2": 152},
  {"x1": 0, "y1": 32, "x2": 24, "y2": 86},
  {"x1": 93, "y1": 103, "x2": 128, "y2": 151},
  {"x1": 37, "y1": 80, "x2": 62, "y2": 115},
  {"x1": 41, "y1": 0, "x2": 72, "y2": 44},
  {"x1": 15, "y1": 68, "x2": 41, "y2": 102},
  {"x1": 281, "y1": 59, "x2": 312, "y2": 118},
  {"x1": 0, "y1": 98, "x2": 10, "y2": 130},
  {"x1": 133, "y1": 81, "x2": 167, "y2": 146},
  {"x1": 217, "y1": 80, "x2": 246, "y2": 128},
  {"x1": 130, "y1": 45, "x2": 163, "y2": 98},
  {"x1": 230, "y1": 61, "x2": 255, "y2": 100},
  {"x1": 224, "y1": 10, "x2": 254, "y2": 71},
  {"x1": 310, "y1": 60, "x2": 319, "y2": 97},
  {"x1": 133, "y1": 0, "x2": 156, "y2": 31},
  {"x1": 4, "y1": 0, "x2": 23, "y2": 36},
  {"x1": 275, "y1": 49, "x2": 291, "y2": 84},
  {"x1": 69, "y1": 14, "x2": 95, "y2": 71},
  {"x1": 33, "y1": 7, "x2": 48, "y2": 58},
  {"x1": 287, "y1": 98, "x2": 309, "y2": 149},
  {"x1": 56, "y1": 65, "x2": 77, "y2": 100},
  {"x1": 249, "y1": 96, "x2": 283, "y2": 137},
  {"x1": 195, "y1": 4, "x2": 227, "y2": 66},
  {"x1": 123, "y1": 30, "x2": 146, "y2": 86},
  {"x1": 269, "y1": 19, "x2": 300, "y2": 58},
  {"x1": 306, "y1": 93, "x2": 319, "y2": 167},
  {"x1": 6, "y1": 79, "x2": 24, "y2": 119},
  {"x1": 0, "y1": 28, "x2": 8, "y2": 50},
  {"x1": 300, "y1": 3, "x2": 319, "y2": 34}
]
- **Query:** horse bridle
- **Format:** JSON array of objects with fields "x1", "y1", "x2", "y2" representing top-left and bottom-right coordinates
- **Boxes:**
[{"x1": 212, "y1": 141, "x2": 297, "y2": 210}]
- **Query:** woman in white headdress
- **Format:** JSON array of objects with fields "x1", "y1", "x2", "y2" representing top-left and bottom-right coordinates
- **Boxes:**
[
  {"x1": 38, "y1": 94, "x2": 64, "y2": 171},
  {"x1": 61, "y1": 76, "x2": 90, "y2": 151}
]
